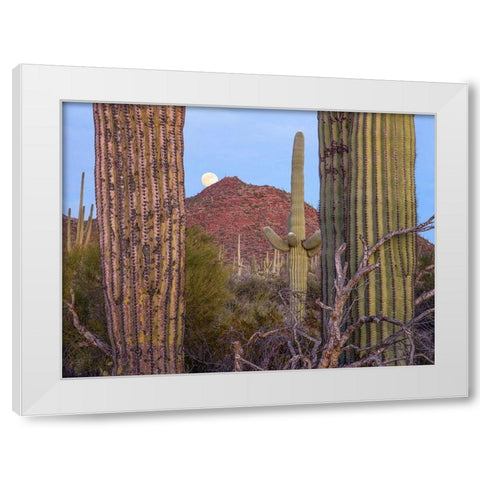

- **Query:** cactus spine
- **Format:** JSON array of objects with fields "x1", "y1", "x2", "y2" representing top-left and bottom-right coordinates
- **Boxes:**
[
  {"x1": 264, "y1": 132, "x2": 322, "y2": 322},
  {"x1": 93, "y1": 103, "x2": 186, "y2": 375}
]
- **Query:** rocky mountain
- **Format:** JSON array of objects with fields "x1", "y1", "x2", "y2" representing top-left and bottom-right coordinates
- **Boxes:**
[{"x1": 186, "y1": 176, "x2": 319, "y2": 265}]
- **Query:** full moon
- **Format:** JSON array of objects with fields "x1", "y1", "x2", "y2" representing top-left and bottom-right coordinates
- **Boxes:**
[{"x1": 201, "y1": 172, "x2": 219, "y2": 187}]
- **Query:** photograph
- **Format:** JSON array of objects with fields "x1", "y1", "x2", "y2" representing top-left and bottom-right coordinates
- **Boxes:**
[{"x1": 62, "y1": 103, "x2": 435, "y2": 377}]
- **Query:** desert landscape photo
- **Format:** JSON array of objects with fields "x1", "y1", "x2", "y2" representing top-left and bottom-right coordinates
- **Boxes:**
[{"x1": 62, "y1": 104, "x2": 434, "y2": 377}]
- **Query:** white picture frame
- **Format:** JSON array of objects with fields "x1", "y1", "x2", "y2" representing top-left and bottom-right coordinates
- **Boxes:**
[{"x1": 12, "y1": 64, "x2": 468, "y2": 416}]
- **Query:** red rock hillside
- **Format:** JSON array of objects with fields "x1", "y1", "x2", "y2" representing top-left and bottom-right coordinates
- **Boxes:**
[{"x1": 185, "y1": 176, "x2": 320, "y2": 264}]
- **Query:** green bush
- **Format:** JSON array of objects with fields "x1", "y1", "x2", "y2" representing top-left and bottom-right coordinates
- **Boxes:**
[
  {"x1": 183, "y1": 227, "x2": 233, "y2": 372},
  {"x1": 62, "y1": 242, "x2": 112, "y2": 377}
]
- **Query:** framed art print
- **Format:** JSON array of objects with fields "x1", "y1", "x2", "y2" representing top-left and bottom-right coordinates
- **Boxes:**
[{"x1": 12, "y1": 65, "x2": 468, "y2": 415}]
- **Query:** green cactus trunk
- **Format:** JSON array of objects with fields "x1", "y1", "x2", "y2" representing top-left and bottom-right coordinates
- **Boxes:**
[
  {"x1": 264, "y1": 132, "x2": 322, "y2": 322},
  {"x1": 288, "y1": 132, "x2": 308, "y2": 321},
  {"x1": 347, "y1": 113, "x2": 417, "y2": 362},
  {"x1": 317, "y1": 112, "x2": 350, "y2": 334},
  {"x1": 318, "y1": 112, "x2": 417, "y2": 363},
  {"x1": 93, "y1": 103, "x2": 186, "y2": 375}
]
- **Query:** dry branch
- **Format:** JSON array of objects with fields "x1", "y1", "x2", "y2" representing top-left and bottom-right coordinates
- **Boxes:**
[
  {"x1": 415, "y1": 264, "x2": 435, "y2": 283},
  {"x1": 315, "y1": 216, "x2": 435, "y2": 368},
  {"x1": 415, "y1": 289, "x2": 435, "y2": 307},
  {"x1": 64, "y1": 289, "x2": 113, "y2": 358}
]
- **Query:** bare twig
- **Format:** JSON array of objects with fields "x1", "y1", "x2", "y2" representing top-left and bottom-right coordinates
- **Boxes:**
[
  {"x1": 246, "y1": 327, "x2": 290, "y2": 347},
  {"x1": 363, "y1": 215, "x2": 434, "y2": 261},
  {"x1": 410, "y1": 307, "x2": 435, "y2": 326},
  {"x1": 414, "y1": 353, "x2": 434, "y2": 364},
  {"x1": 284, "y1": 355, "x2": 312, "y2": 370},
  {"x1": 238, "y1": 357, "x2": 264, "y2": 371},
  {"x1": 64, "y1": 289, "x2": 113, "y2": 358},
  {"x1": 316, "y1": 299, "x2": 334, "y2": 313},
  {"x1": 415, "y1": 289, "x2": 435, "y2": 307},
  {"x1": 415, "y1": 264, "x2": 435, "y2": 283},
  {"x1": 232, "y1": 341, "x2": 264, "y2": 371},
  {"x1": 232, "y1": 341, "x2": 244, "y2": 372}
]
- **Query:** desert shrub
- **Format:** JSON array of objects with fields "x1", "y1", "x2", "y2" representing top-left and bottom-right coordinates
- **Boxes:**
[
  {"x1": 62, "y1": 242, "x2": 112, "y2": 377},
  {"x1": 216, "y1": 274, "x2": 299, "y2": 371},
  {"x1": 183, "y1": 226, "x2": 233, "y2": 372},
  {"x1": 415, "y1": 248, "x2": 435, "y2": 307},
  {"x1": 414, "y1": 242, "x2": 435, "y2": 364},
  {"x1": 224, "y1": 274, "x2": 287, "y2": 336}
]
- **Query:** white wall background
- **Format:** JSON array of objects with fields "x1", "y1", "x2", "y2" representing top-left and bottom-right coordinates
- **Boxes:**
[{"x1": 1, "y1": 1, "x2": 477, "y2": 478}]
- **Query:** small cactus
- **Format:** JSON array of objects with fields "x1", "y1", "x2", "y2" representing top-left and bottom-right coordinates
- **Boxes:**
[
  {"x1": 236, "y1": 234, "x2": 244, "y2": 275},
  {"x1": 264, "y1": 132, "x2": 322, "y2": 322},
  {"x1": 66, "y1": 172, "x2": 94, "y2": 253}
]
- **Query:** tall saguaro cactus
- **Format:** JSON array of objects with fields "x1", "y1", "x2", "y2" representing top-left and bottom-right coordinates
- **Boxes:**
[
  {"x1": 93, "y1": 103, "x2": 186, "y2": 375},
  {"x1": 318, "y1": 112, "x2": 417, "y2": 362},
  {"x1": 264, "y1": 132, "x2": 322, "y2": 322},
  {"x1": 317, "y1": 112, "x2": 350, "y2": 329},
  {"x1": 347, "y1": 113, "x2": 417, "y2": 356}
]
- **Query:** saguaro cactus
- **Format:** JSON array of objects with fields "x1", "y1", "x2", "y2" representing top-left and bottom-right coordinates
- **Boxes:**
[
  {"x1": 66, "y1": 172, "x2": 94, "y2": 253},
  {"x1": 93, "y1": 103, "x2": 186, "y2": 375},
  {"x1": 318, "y1": 112, "x2": 417, "y2": 362},
  {"x1": 347, "y1": 113, "x2": 417, "y2": 357},
  {"x1": 264, "y1": 132, "x2": 322, "y2": 322},
  {"x1": 317, "y1": 112, "x2": 350, "y2": 330}
]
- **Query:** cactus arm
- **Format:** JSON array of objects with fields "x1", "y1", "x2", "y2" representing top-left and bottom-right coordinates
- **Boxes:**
[
  {"x1": 263, "y1": 226, "x2": 289, "y2": 252},
  {"x1": 303, "y1": 230, "x2": 322, "y2": 250},
  {"x1": 303, "y1": 230, "x2": 322, "y2": 257}
]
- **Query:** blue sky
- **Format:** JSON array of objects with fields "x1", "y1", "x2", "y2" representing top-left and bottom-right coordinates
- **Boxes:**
[{"x1": 62, "y1": 103, "x2": 434, "y2": 242}]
